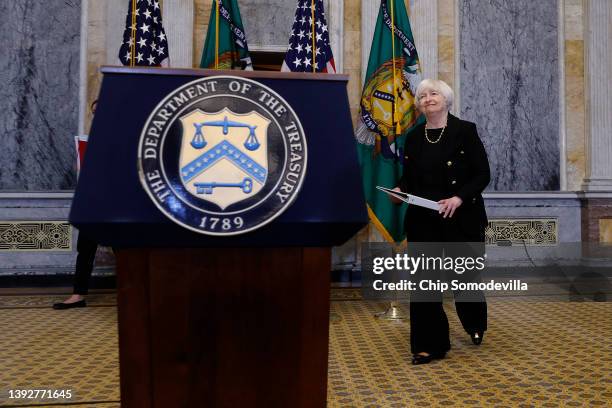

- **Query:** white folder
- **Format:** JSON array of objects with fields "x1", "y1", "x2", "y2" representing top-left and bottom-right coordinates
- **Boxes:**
[{"x1": 376, "y1": 186, "x2": 441, "y2": 211}]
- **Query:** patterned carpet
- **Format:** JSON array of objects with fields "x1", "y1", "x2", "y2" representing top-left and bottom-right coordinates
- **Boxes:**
[{"x1": 0, "y1": 291, "x2": 610, "y2": 407}]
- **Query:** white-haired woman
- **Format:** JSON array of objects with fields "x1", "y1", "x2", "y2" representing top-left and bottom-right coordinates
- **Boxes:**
[{"x1": 393, "y1": 79, "x2": 490, "y2": 365}]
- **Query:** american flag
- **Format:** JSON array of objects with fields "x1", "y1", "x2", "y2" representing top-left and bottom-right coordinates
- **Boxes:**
[
  {"x1": 118, "y1": 0, "x2": 169, "y2": 66},
  {"x1": 281, "y1": 0, "x2": 335, "y2": 73}
]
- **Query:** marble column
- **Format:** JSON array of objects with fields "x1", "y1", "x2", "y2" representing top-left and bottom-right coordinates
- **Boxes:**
[
  {"x1": 582, "y1": 0, "x2": 612, "y2": 191},
  {"x1": 436, "y1": 0, "x2": 458, "y2": 105},
  {"x1": 327, "y1": 0, "x2": 344, "y2": 73},
  {"x1": 362, "y1": 1, "x2": 436, "y2": 84},
  {"x1": 410, "y1": 0, "x2": 438, "y2": 82},
  {"x1": 78, "y1": 0, "x2": 89, "y2": 134},
  {"x1": 106, "y1": 0, "x2": 125, "y2": 65},
  {"x1": 163, "y1": 0, "x2": 194, "y2": 68},
  {"x1": 361, "y1": 1, "x2": 378, "y2": 85}
]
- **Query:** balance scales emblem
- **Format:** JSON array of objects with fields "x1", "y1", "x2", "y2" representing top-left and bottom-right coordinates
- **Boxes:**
[{"x1": 179, "y1": 108, "x2": 271, "y2": 210}]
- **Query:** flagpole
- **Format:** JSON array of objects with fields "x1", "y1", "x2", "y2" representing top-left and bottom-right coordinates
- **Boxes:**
[
  {"x1": 215, "y1": 0, "x2": 220, "y2": 69},
  {"x1": 159, "y1": 0, "x2": 165, "y2": 67},
  {"x1": 130, "y1": 0, "x2": 137, "y2": 67},
  {"x1": 311, "y1": 0, "x2": 316, "y2": 72},
  {"x1": 375, "y1": 0, "x2": 405, "y2": 321},
  {"x1": 390, "y1": 0, "x2": 400, "y2": 137}
]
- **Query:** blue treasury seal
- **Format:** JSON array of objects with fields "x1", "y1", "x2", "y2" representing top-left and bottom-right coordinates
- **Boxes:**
[{"x1": 138, "y1": 76, "x2": 307, "y2": 236}]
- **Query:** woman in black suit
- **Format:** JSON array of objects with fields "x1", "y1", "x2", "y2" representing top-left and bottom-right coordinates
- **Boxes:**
[{"x1": 393, "y1": 79, "x2": 490, "y2": 365}]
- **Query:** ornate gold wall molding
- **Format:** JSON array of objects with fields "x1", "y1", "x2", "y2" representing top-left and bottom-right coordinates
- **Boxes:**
[
  {"x1": 486, "y1": 219, "x2": 558, "y2": 246},
  {"x1": 0, "y1": 221, "x2": 72, "y2": 251}
]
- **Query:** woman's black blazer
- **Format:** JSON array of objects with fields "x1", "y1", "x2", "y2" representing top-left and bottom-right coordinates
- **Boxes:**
[{"x1": 399, "y1": 113, "x2": 490, "y2": 241}]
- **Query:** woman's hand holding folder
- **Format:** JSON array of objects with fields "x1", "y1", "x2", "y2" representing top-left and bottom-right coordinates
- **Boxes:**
[{"x1": 389, "y1": 187, "x2": 404, "y2": 204}]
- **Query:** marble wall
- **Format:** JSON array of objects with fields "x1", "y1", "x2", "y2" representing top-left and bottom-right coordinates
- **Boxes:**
[
  {"x1": 2, "y1": 0, "x2": 589, "y2": 192},
  {"x1": 194, "y1": 0, "x2": 330, "y2": 55},
  {"x1": 240, "y1": 0, "x2": 302, "y2": 49},
  {"x1": 459, "y1": 0, "x2": 560, "y2": 191},
  {"x1": 0, "y1": 0, "x2": 81, "y2": 190}
]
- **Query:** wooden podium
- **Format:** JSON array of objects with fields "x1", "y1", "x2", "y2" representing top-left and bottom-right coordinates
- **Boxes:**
[{"x1": 70, "y1": 67, "x2": 367, "y2": 407}]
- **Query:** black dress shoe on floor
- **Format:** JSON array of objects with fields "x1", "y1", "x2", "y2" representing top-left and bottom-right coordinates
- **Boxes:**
[
  {"x1": 470, "y1": 331, "x2": 484, "y2": 345},
  {"x1": 52, "y1": 300, "x2": 87, "y2": 310},
  {"x1": 411, "y1": 352, "x2": 446, "y2": 365}
]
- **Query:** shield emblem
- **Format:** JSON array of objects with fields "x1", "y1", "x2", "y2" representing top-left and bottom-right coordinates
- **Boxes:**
[
  {"x1": 368, "y1": 68, "x2": 413, "y2": 129},
  {"x1": 179, "y1": 108, "x2": 270, "y2": 210},
  {"x1": 361, "y1": 59, "x2": 420, "y2": 138}
]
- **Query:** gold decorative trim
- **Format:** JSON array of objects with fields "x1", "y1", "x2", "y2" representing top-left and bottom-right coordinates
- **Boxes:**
[
  {"x1": 0, "y1": 222, "x2": 72, "y2": 251},
  {"x1": 485, "y1": 219, "x2": 558, "y2": 246}
]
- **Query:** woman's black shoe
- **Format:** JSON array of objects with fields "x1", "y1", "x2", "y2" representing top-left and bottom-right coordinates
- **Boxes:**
[
  {"x1": 52, "y1": 300, "x2": 87, "y2": 310},
  {"x1": 411, "y1": 352, "x2": 446, "y2": 365},
  {"x1": 470, "y1": 331, "x2": 484, "y2": 345}
]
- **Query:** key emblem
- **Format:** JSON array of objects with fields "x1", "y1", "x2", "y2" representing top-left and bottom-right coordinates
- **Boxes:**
[{"x1": 194, "y1": 178, "x2": 253, "y2": 195}]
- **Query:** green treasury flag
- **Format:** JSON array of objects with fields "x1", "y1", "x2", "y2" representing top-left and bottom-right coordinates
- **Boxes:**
[
  {"x1": 355, "y1": 0, "x2": 423, "y2": 242},
  {"x1": 200, "y1": 0, "x2": 252, "y2": 70}
]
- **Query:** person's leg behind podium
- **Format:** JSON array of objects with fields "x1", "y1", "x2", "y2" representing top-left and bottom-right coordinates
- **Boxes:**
[{"x1": 53, "y1": 233, "x2": 98, "y2": 310}]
